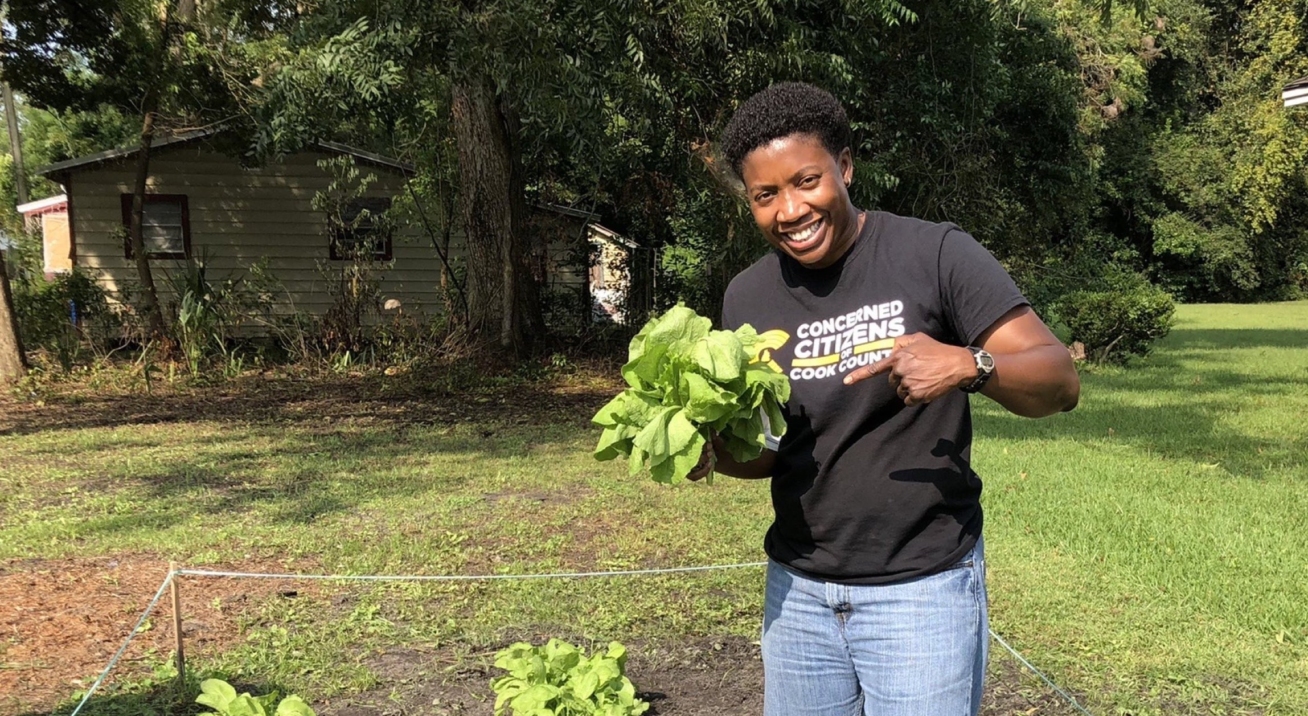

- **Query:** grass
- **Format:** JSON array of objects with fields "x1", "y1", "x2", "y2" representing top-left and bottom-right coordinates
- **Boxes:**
[
  {"x1": 2, "y1": 302, "x2": 1306, "y2": 715},
  {"x1": 979, "y1": 301, "x2": 1308, "y2": 714}
]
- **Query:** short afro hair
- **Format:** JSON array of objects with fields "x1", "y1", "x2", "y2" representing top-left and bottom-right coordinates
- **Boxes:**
[{"x1": 720, "y1": 82, "x2": 852, "y2": 179}]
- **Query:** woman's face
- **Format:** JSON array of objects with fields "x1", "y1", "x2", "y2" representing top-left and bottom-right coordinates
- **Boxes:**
[{"x1": 739, "y1": 133, "x2": 859, "y2": 269}]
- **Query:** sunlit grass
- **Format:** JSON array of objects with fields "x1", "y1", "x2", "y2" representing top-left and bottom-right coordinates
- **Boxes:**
[{"x1": 2, "y1": 302, "x2": 1305, "y2": 715}]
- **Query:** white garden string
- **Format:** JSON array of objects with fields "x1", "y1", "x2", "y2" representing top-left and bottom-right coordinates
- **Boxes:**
[
  {"x1": 68, "y1": 563, "x2": 1092, "y2": 716},
  {"x1": 175, "y1": 562, "x2": 769, "y2": 581},
  {"x1": 990, "y1": 629, "x2": 1095, "y2": 716},
  {"x1": 67, "y1": 570, "x2": 175, "y2": 716}
]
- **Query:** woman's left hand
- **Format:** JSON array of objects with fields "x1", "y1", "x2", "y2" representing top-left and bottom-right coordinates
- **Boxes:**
[{"x1": 843, "y1": 333, "x2": 974, "y2": 405}]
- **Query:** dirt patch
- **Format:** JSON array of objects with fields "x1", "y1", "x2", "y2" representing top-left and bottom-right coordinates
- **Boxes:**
[
  {"x1": 0, "y1": 364, "x2": 622, "y2": 438},
  {"x1": 0, "y1": 554, "x2": 318, "y2": 716},
  {"x1": 318, "y1": 636, "x2": 1089, "y2": 716}
]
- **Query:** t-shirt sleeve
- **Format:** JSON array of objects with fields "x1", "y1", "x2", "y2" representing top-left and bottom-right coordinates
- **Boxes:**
[{"x1": 938, "y1": 229, "x2": 1029, "y2": 345}]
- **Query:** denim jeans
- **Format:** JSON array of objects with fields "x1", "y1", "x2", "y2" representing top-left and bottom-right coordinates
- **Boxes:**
[{"x1": 761, "y1": 538, "x2": 988, "y2": 716}]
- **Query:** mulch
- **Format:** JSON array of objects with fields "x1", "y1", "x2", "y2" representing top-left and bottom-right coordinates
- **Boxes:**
[{"x1": 0, "y1": 555, "x2": 315, "y2": 716}]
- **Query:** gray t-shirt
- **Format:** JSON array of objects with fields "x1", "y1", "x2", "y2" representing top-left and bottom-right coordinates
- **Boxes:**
[{"x1": 722, "y1": 210, "x2": 1027, "y2": 583}]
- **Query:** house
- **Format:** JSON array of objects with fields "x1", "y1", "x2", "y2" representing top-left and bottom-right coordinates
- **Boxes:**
[
  {"x1": 28, "y1": 129, "x2": 646, "y2": 329},
  {"x1": 533, "y1": 203, "x2": 652, "y2": 325}
]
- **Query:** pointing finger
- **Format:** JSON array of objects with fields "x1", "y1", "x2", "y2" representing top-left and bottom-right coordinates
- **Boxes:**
[{"x1": 844, "y1": 351, "x2": 898, "y2": 385}]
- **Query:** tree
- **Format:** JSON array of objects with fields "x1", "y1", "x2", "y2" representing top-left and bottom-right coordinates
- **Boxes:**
[
  {"x1": 0, "y1": 245, "x2": 25, "y2": 383},
  {"x1": 2, "y1": 0, "x2": 299, "y2": 342},
  {"x1": 0, "y1": 83, "x2": 26, "y2": 381},
  {"x1": 260, "y1": 0, "x2": 924, "y2": 351}
]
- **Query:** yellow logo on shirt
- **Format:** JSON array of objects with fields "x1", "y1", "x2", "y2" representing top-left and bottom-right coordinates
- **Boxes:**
[{"x1": 750, "y1": 330, "x2": 791, "y2": 373}]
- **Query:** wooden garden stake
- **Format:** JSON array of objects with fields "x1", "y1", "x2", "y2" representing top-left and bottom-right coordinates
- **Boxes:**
[{"x1": 169, "y1": 562, "x2": 186, "y2": 683}]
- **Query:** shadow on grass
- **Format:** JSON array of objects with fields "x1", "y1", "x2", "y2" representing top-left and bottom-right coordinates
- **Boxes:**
[
  {"x1": 38, "y1": 428, "x2": 551, "y2": 539},
  {"x1": 0, "y1": 368, "x2": 617, "y2": 534},
  {"x1": 1161, "y1": 327, "x2": 1308, "y2": 350},
  {"x1": 976, "y1": 330, "x2": 1307, "y2": 479}
]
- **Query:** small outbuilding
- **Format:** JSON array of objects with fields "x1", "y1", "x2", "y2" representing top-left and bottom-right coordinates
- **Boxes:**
[{"x1": 24, "y1": 129, "x2": 648, "y2": 329}]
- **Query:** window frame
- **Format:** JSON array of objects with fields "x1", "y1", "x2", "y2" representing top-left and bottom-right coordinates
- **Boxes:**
[
  {"x1": 328, "y1": 197, "x2": 394, "y2": 262},
  {"x1": 120, "y1": 194, "x2": 191, "y2": 260}
]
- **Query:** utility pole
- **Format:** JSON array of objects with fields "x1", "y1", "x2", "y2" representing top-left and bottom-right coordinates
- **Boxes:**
[{"x1": 2, "y1": 82, "x2": 27, "y2": 205}]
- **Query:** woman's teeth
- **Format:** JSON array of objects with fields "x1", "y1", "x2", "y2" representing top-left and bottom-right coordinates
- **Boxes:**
[{"x1": 786, "y1": 221, "x2": 822, "y2": 244}]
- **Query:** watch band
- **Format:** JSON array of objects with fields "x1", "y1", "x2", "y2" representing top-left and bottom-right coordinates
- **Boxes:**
[{"x1": 961, "y1": 347, "x2": 994, "y2": 394}]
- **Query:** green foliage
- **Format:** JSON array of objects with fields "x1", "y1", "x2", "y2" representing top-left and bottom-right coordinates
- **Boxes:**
[
  {"x1": 164, "y1": 258, "x2": 253, "y2": 377},
  {"x1": 196, "y1": 678, "x2": 316, "y2": 716},
  {"x1": 592, "y1": 305, "x2": 789, "y2": 483},
  {"x1": 1053, "y1": 274, "x2": 1176, "y2": 363},
  {"x1": 311, "y1": 156, "x2": 394, "y2": 356},
  {"x1": 12, "y1": 271, "x2": 116, "y2": 372},
  {"x1": 1091, "y1": 0, "x2": 1308, "y2": 302},
  {"x1": 490, "y1": 639, "x2": 649, "y2": 716}
]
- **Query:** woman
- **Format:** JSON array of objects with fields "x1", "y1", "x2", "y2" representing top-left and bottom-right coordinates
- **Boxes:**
[{"x1": 689, "y1": 82, "x2": 1081, "y2": 716}]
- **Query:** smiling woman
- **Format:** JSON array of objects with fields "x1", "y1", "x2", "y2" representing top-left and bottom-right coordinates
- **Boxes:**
[{"x1": 699, "y1": 82, "x2": 1082, "y2": 716}]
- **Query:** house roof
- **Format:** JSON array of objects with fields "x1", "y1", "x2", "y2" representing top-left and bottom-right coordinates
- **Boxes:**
[
  {"x1": 534, "y1": 202, "x2": 638, "y2": 248},
  {"x1": 16, "y1": 194, "x2": 68, "y2": 216},
  {"x1": 589, "y1": 222, "x2": 639, "y2": 249},
  {"x1": 35, "y1": 128, "x2": 414, "y2": 179}
]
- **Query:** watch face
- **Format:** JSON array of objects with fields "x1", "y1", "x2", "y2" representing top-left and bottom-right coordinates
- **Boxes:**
[{"x1": 979, "y1": 352, "x2": 995, "y2": 371}]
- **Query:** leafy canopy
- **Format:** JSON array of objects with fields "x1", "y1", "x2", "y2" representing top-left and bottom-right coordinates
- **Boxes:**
[{"x1": 592, "y1": 306, "x2": 789, "y2": 484}]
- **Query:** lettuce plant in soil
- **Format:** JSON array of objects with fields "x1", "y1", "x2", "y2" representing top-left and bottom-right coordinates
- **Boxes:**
[
  {"x1": 491, "y1": 639, "x2": 649, "y2": 716},
  {"x1": 196, "y1": 678, "x2": 316, "y2": 716}
]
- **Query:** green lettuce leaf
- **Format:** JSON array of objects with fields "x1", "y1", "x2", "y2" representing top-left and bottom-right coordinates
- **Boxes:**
[{"x1": 593, "y1": 305, "x2": 790, "y2": 484}]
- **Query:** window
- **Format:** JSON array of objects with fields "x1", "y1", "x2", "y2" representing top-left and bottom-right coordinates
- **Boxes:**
[
  {"x1": 329, "y1": 197, "x2": 393, "y2": 261},
  {"x1": 120, "y1": 194, "x2": 190, "y2": 260}
]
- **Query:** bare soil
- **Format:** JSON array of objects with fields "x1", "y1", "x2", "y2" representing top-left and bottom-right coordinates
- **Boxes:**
[
  {"x1": 0, "y1": 555, "x2": 316, "y2": 716},
  {"x1": 0, "y1": 363, "x2": 623, "y2": 438},
  {"x1": 318, "y1": 636, "x2": 1087, "y2": 716}
]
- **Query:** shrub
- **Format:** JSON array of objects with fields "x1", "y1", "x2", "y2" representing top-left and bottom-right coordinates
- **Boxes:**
[
  {"x1": 12, "y1": 270, "x2": 117, "y2": 371},
  {"x1": 491, "y1": 639, "x2": 649, "y2": 716},
  {"x1": 164, "y1": 258, "x2": 252, "y2": 376},
  {"x1": 1053, "y1": 277, "x2": 1175, "y2": 363}
]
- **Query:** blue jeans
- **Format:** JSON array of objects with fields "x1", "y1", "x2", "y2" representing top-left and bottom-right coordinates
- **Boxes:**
[{"x1": 762, "y1": 538, "x2": 988, "y2": 716}]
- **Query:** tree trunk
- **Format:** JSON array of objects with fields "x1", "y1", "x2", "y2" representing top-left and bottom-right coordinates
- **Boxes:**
[
  {"x1": 450, "y1": 76, "x2": 541, "y2": 354},
  {"x1": 125, "y1": 0, "x2": 193, "y2": 346},
  {"x1": 127, "y1": 98, "x2": 169, "y2": 342},
  {"x1": 0, "y1": 80, "x2": 28, "y2": 382},
  {"x1": 0, "y1": 248, "x2": 26, "y2": 383}
]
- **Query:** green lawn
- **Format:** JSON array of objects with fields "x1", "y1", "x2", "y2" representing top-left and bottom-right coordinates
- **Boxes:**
[
  {"x1": 980, "y1": 302, "x2": 1308, "y2": 714},
  {"x1": 2, "y1": 302, "x2": 1305, "y2": 715}
]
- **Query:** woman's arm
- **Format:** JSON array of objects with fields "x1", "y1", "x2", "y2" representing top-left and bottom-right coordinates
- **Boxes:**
[
  {"x1": 843, "y1": 306, "x2": 1079, "y2": 418},
  {"x1": 973, "y1": 306, "x2": 1080, "y2": 417}
]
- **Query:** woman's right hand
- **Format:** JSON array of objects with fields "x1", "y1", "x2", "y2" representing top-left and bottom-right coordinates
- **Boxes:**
[{"x1": 686, "y1": 436, "x2": 718, "y2": 482}]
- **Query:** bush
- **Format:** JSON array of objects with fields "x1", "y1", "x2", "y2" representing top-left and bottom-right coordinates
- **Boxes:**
[
  {"x1": 1053, "y1": 277, "x2": 1175, "y2": 363},
  {"x1": 491, "y1": 639, "x2": 649, "y2": 716},
  {"x1": 12, "y1": 270, "x2": 117, "y2": 371},
  {"x1": 164, "y1": 258, "x2": 252, "y2": 376}
]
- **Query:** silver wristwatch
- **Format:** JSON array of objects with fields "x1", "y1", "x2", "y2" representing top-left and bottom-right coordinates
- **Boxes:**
[{"x1": 960, "y1": 347, "x2": 995, "y2": 394}]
